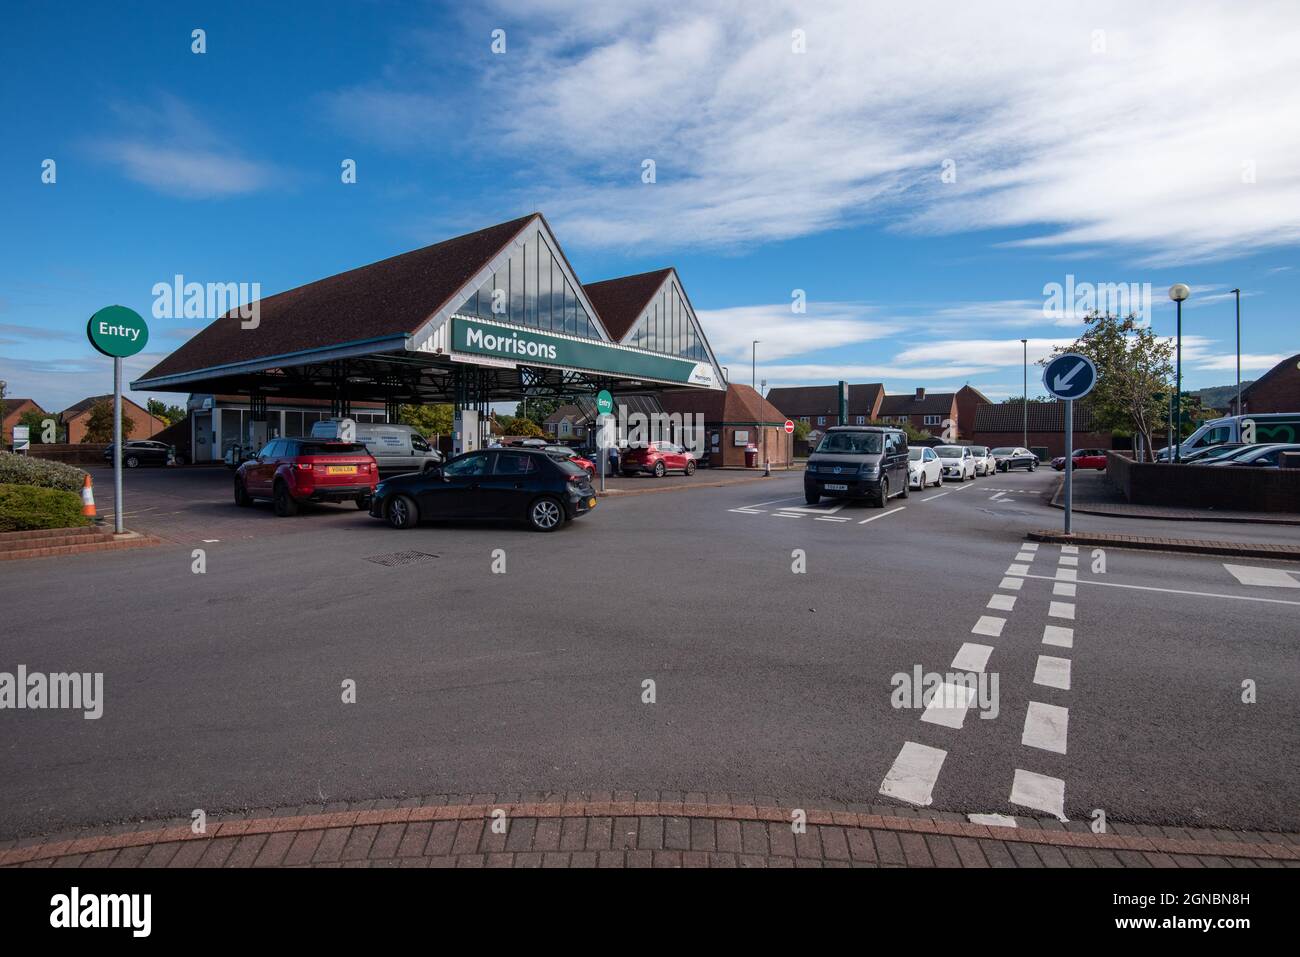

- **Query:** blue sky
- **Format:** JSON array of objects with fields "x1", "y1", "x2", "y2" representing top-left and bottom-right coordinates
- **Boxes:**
[{"x1": 2, "y1": 0, "x2": 1297, "y2": 413}]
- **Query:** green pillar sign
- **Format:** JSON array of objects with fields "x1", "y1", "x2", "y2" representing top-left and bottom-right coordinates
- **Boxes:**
[
  {"x1": 87, "y1": 305, "x2": 149, "y2": 358},
  {"x1": 596, "y1": 390, "x2": 614, "y2": 415}
]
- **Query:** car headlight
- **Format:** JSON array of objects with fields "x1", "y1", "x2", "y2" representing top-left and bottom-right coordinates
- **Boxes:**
[
  {"x1": 860, "y1": 464, "x2": 879, "y2": 475},
  {"x1": 806, "y1": 464, "x2": 817, "y2": 473}
]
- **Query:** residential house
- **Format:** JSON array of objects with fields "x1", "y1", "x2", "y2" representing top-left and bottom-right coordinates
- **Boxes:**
[
  {"x1": 972, "y1": 401, "x2": 1111, "y2": 458},
  {"x1": 765, "y1": 383, "x2": 886, "y2": 441},
  {"x1": 659, "y1": 383, "x2": 793, "y2": 467},
  {"x1": 877, "y1": 388, "x2": 959, "y2": 438},
  {"x1": 2, "y1": 398, "x2": 49, "y2": 444},
  {"x1": 543, "y1": 403, "x2": 588, "y2": 441},
  {"x1": 61, "y1": 394, "x2": 169, "y2": 444},
  {"x1": 1228, "y1": 353, "x2": 1300, "y2": 415}
]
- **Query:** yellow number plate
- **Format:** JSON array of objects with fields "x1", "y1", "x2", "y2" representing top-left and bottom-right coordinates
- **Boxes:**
[{"x1": 327, "y1": 465, "x2": 357, "y2": 475}]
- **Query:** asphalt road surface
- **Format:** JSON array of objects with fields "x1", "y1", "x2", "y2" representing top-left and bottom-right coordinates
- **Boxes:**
[{"x1": 1, "y1": 467, "x2": 1297, "y2": 838}]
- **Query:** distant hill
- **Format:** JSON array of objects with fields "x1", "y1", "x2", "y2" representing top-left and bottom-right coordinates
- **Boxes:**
[{"x1": 1193, "y1": 382, "x2": 1254, "y2": 410}]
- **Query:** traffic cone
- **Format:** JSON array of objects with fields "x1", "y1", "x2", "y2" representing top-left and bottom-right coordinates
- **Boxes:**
[{"x1": 81, "y1": 474, "x2": 96, "y2": 518}]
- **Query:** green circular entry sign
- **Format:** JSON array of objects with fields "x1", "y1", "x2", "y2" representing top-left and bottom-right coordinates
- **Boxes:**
[
  {"x1": 596, "y1": 389, "x2": 614, "y2": 415},
  {"x1": 88, "y1": 305, "x2": 149, "y2": 358}
]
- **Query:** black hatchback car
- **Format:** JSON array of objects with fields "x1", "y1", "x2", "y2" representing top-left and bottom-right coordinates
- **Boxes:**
[
  {"x1": 369, "y1": 447, "x2": 597, "y2": 532},
  {"x1": 103, "y1": 440, "x2": 176, "y2": 468},
  {"x1": 804, "y1": 426, "x2": 910, "y2": 506}
]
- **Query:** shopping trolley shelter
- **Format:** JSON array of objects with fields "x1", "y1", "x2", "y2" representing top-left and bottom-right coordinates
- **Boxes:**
[{"x1": 132, "y1": 213, "x2": 727, "y2": 464}]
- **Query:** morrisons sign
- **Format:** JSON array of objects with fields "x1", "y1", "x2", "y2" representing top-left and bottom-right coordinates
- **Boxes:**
[{"x1": 450, "y1": 316, "x2": 718, "y2": 388}]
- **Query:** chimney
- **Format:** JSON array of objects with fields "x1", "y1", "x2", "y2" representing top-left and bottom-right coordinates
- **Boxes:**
[{"x1": 914, "y1": 387, "x2": 926, "y2": 401}]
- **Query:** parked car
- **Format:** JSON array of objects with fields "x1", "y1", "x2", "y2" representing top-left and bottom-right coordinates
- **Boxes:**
[
  {"x1": 369, "y1": 447, "x2": 596, "y2": 532},
  {"x1": 234, "y1": 438, "x2": 378, "y2": 516},
  {"x1": 1189, "y1": 444, "x2": 1267, "y2": 466},
  {"x1": 542, "y1": 444, "x2": 596, "y2": 479},
  {"x1": 1181, "y1": 443, "x2": 1246, "y2": 463},
  {"x1": 991, "y1": 447, "x2": 1038, "y2": 471},
  {"x1": 309, "y1": 420, "x2": 443, "y2": 473},
  {"x1": 804, "y1": 426, "x2": 909, "y2": 506},
  {"x1": 968, "y1": 446, "x2": 995, "y2": 476},
  {"x1": 620, "y1": 441, "x2": 696, "y2": 477},
  {"x1": 1201, "y1": 443, "x2": 1300, "y2": 468},
  {"x1": 103, "y1": 440, "x2": 176, "y2": 468},
  {"x1": 908, "y1": 446, "x2": 942, "y2": 488},
  {"x1": 1051, "y1": 448, "x2": 1108, "y2": 471},
  {"x1": 935, "y1": 445, "x2": 977, "y2": 482},
  {"x1": 508, "y1": 438, "x2": 550, "y2": 448}
]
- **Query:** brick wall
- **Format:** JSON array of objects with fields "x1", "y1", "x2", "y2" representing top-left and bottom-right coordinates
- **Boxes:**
[
  {"x1": 1241, "y1": 360, "x2": 1300, "y2": 414},
  {"x1": 708, "y1": 426, "x2": 793, "y2": 467},
  {"x1": 1107, "y1": 451, "x2": 1300, "y2": 512}
]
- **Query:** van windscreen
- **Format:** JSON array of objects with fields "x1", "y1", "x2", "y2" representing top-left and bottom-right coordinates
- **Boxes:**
[{"x1": 816, "y1": 432, "x2": 882, "y2": 454}]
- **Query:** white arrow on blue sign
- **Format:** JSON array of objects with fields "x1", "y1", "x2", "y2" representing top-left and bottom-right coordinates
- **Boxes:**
[{"x1": 1042, "y1": 353, "x2": 1097, "y2": 401}]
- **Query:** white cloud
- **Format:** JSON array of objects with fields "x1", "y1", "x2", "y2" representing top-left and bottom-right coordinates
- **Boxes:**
[
  {"x1": 695, "y1": 301, "x2": 899, "y2": 361},
  {"x1": 346, "y1": 0, "x2": 1300, "y2": 262}
]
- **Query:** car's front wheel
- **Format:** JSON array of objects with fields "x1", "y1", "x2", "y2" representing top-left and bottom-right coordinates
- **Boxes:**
[
  {"x1": 684, "y1": 460, "x2": 696, "y2": 476},
  {"x1": 1029, "y1": 460, "x2": 1038, "y2": 471},
  {"x1": 234, "y1": 478, "x2": 253, "y2": 507},
  {"x1": 805, "y1": 489, "x2": 820, "y2": 505},
  {"x1": 876, "y1": 476, "x2": 889, "y2": 506},
  {"x1": 386, "y1": 494, "x2": 417, "y2": 529},
  {"x1": 653, "y1": 461, "x2": 666, "y2": 478},
  {"x1": 528, "y1": 496, "x2": 564, "y2": 531},
  {"x1": 125, "y1": 455, "x2": 140, "y2": 469}
]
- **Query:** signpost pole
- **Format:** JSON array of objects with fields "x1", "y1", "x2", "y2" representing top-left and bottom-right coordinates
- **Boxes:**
[
  {"x1": 113, "y1": 356, "x2": 124, "y2": 534},
  {"x1": 1063, "y1": 397, "x2": 1073, "y2": 535}
]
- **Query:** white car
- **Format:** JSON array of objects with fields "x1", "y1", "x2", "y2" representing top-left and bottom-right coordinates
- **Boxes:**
[
  {"x1": 968, "y1": 445, "x2": 995, "y2": 476},
  {"x1": 908, "y1": 446, "x2": 943, "y2": 488},
  {"x1": 935, "y1": 444, "x2": 977, "y2": 481}
]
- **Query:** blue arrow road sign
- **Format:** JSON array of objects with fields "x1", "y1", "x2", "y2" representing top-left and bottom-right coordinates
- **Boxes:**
[{"x1": 1043, "y1": 353, "x2": 1097, "y2": 401}]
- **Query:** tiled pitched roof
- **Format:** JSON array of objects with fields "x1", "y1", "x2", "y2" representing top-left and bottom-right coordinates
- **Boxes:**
[
  {"x1": 137, "y1": 214, "x2": 539, "y2": 383},
  {"x1": 766, "y1": 383, "x2": 884, "y2": 418},
  {"x1": 659, "y1": 383, "x2": 787, "y2": 424},
  {"x1": 543, "y1": 403, "x2": 583, "y2": 425},
  {"x1": 581, "y1": 269, "x2": 674, "y2": 342},
  {"x1": 973, "y1": 401, "x2": 1098, "y2": 432},
  {"x1": 1239, "y1": 352, "x2": 1299, "y2": 402},
  {"x1": 877, "y1": 391, "x2": 958, "y2": 415}
]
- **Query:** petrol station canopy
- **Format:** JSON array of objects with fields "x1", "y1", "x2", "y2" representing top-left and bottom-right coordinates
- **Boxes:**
[{"x1": 133, "y1": 213, "x2": 726, "y2": 414}]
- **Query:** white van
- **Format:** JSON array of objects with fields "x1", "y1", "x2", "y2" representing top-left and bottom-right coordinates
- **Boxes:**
[
  {"x1": 1158, "y1": 412, "x2": 1300, "y2": 460},
  {"x1": 309, "y1": 420, "x2": 443, "y2": 473}
]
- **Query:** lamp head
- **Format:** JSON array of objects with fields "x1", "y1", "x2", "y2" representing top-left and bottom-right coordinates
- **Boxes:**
[{"x1": 1169, "y1": 283, "x2": 1191, "y2": 302}]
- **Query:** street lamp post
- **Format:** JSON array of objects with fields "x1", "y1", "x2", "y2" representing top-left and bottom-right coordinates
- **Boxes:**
[
  {"x1": 1169, "y1": 283, "x2": 1191, "y2": 463},
  {"x1": 1020, "y1": 339, "x2": 1028, "y2": 449},
  {"x1": 752, "y1": 340, "x2": 759, "y2": 390},
  {"x1": 1231, "y1": 288, "x2": 1242, "y2": 413}
]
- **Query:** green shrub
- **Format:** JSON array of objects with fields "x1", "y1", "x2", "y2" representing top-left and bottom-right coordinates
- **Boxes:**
[
  {"x1": 0, "y1": 451, "x2": 88, "y2": 492},
  {"x1": 0, "y1": 484, "x2": 91, "y2": 532}
]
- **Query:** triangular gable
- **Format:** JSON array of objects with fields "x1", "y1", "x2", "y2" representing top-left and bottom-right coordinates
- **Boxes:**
[
  {"x1": 407, "y1": 214, "x2": 612, "y2": 354},
  {"x1": 612, "y1": 269, "x2": 726, "y2": 389}
]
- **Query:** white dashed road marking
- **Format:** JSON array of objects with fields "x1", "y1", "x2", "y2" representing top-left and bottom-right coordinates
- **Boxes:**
[
  {"x1": 1010, "y1": 769, "x2": 1067, "y2": 820},
  {"x1": 921, "y1": 682, "x2": 977, "y2": 729},
  {"x1": 1048, "y1": 601, "x2": 1075, "y2": 620},
  {"x1": 987, "y1": 593, "x2": 1016, "y2": 611},
  {"x1": 1042, "y1": 625, "x2": 1074, "y2": 648},
  {"x1": 920, "y1": 491, "x2": 950, "y2": 501},
  {"x1": 1033, "y1": 655, "x2": 1072, "y2": 691},
  {"x1": 999, "y1": 577, "x2": 1023, "y2": 591},
  {"x1": 879, "y1": 741, "x2": 947, "y2": 806},
  {"x1": 1022, "y1": 701, "x2": 1069, "y2": 754},
  {"x1": 951, "y1": 642, "x2": 993, "y2": 673},
  {"x1": 1059, "y1": 555, "x2": 1079, "y2": 567},
  {"x1": 1223, "y1": 563, "x2": 1300, "y2": 588},
  {"x1": 858, "y1": 506, "x2": 906, "y2": 524},
  {"x1": 971, "y1": 615, "x2": 1006, "y2": 637},
  {"x1": 1005, "y1": 563, "x2": 1030, "y2": 577},
  {"x1": 1053, "y1": 583, "x2": 1076, "y2": 597}
]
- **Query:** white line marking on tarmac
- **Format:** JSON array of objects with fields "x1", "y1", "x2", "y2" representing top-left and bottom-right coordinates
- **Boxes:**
[
  {"x1": 1060, "y1": 545, "x2": 1079, "y2": 555},
  {"x1": 920, "y1": 491, "x2": 950, "y2": 501},
  {"x1": 987, "y1": 593, "x2": 1017, "y2": 611},
  {"x1": 1053, "y1": 582, "x2": 1076, "y2": 597},
  {"x1": 921, "y1": 682, "x2": 977, "y2": 729},
  {"x1": 1048, "y1": 601, "x2": 1075, "y2": 620},
  {"x1": 1010, "y1": 769, "x2": 1067, "y2": 821},
  {"x1": 1022, "y1": 701, "x2": 1069, "y2": 754},
  {"x1": 1055, "y1": 568, "x2": 1077, "y2": 582},
  {"x1": 1020, "y1": 574, "x2": 1300, "y2": 607},
  {"x1": 740, "y1": 495, "x2": 809, "y2": 509},
  {"x1": 1034, "y1": 655, "x2": 1072, "y2": 690},
  {"x1": 1014, "y1": 552, "x2": 1035, "y2": 563},
  {"x1": 1042, "y1": 625, "x2": 1074, "y2": 648},
  {"x1": 728, "y1": 508, "x2": 764, "y2": 514},
  {"x1": 879, "y1": 741, "x2": 947, "y2": 806},
  {"x1": 1021, "y1": 543, "x2": 1039, "y2": 551},
  {"x1": 1058, "y1": 555, "x2": 1079, "y2": 567},
  {"x1": 1223, "y1": 563, "x2": 1300, "y2": 588},
  {"x1": 859, "y1": 506, "x2": 906, "y2": 524},
  {"x1": 780, "y1": 501, "x2": 849, "y2": 516},
  {"x1": 951, "y1": 642, "x2": 993, "y2": 673},
  {"x1": 815, "y1": 516, "x2": 852, "y2": 522},
  {"x1": 999, "y1": 577, "x2": 1024, "y2": 591},
  {"x1": 971, "y1": 615, "x2": 1006, "y2": 637},
  {"x1": 772, "y1": 512, "x2": 803, "y2": 518},
  {"x1": 969, "y1": 813, "x2": 1017, "y2": 828},
  {"x1": 1005, "y1": 563, "x2": 1030, "y2": 576},
  {"x1": 990, "y1": 493, "x2": 1006, "y2": 501}
]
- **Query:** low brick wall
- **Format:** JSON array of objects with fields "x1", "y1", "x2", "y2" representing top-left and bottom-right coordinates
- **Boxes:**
[
  {"x1": 1106, "y1": 451, "x2": 1300, "y2": 512},
  {"x1": 23, "y1": 444, "x2": 107, "y2": 465}
]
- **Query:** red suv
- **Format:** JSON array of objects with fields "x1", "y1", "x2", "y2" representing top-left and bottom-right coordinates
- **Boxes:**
[
  {"x1": 234, "y1": 438, "x2": 378, "y2": 516},
  {"x1": 620, "y1": 441, "x2": 696, "y2": 478}
]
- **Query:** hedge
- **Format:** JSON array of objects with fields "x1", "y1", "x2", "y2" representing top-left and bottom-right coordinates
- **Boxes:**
[
  {"x1": 0, "y1": 484, "x2": 91, "y2": 532},
  {"x1": 0, "y1": 451, "x2": 88, "y2": 492}
]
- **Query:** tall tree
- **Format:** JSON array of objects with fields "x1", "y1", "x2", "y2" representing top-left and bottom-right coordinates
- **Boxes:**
[
  {"x1": 1044, "y1": 312, "x2": 1174, "y2": 455},
  {"x1": 84, "y1": 401, "x2": 135, "y2": 443},
  {"x1": 147, "y1": 399, "x2": 187, "y2": 425},
  {"x1": 398, "y1": 403, "x2": 453, "y2": 437}
]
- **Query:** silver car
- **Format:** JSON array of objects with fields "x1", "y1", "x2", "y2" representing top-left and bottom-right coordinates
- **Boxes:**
[{"x1": 968, "y1": 445, "x2": 995, "y2": 476}]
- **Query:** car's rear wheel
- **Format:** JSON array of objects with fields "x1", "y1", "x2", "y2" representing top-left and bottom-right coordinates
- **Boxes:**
[
  {"x1": 653, "y1": 461, "x2": 666, "y2": 478},
  {"x1": 528, "y1": 496, "x2": 564, "y2": 531},
  {"x1": 234, "y1": 478, "x2": 253, "y2": 507},
  {"x1": 273, "y1": 481, "x2": 299, "y2": 517},
  {"x1": 386, "y1": 494, "x2": 417, "y2": 529},
  {"x1": 125, "y1": 455, "x2": 140, "y2": 469},
  {"x1": 934, "y1": 472, "x2": 942, "y2": 487},
  {"x1": 684, "y1": 460, "x2": 696, "y2": 476},
  {"x1": 1029, "y1": 460, "x2": 1037, "y2": 471},
  {"x1": 355, "y1": 495, "x2": 370, "y2": 510}
]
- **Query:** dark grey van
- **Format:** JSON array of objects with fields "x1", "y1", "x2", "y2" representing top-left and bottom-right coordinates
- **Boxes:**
[{"x1": 804, "y1": 426, "x2": 910, "y2": 506}]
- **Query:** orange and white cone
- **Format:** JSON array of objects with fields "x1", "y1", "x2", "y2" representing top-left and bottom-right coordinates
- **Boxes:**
[{"x1": 81, "y1": 474, "x2": 96, "y2": 518}]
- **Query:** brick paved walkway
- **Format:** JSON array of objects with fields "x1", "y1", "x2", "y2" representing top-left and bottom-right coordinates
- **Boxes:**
[{"x1": 4, "y1": 794, "x2": 1298, "y2": 868}]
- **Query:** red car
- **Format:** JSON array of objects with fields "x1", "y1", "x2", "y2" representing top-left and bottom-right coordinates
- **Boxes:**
[
  {"x1": 542, "y1": 444, "x2": 596, "y2": 479},
  {"x1": 1051, "y1": 448, "x2": 1108, "y2": 471},
  {"x1": 620, "y1": 441, "x2": 697, "y2": 477},
  {"x1": 234, "y1": 437, "x2": 379, "y2": 516}
]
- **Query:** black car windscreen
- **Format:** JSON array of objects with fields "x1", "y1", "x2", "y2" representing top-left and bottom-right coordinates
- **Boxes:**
[{"x1": 816, "y1": 432, "x2": 883, "y2": 454}]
